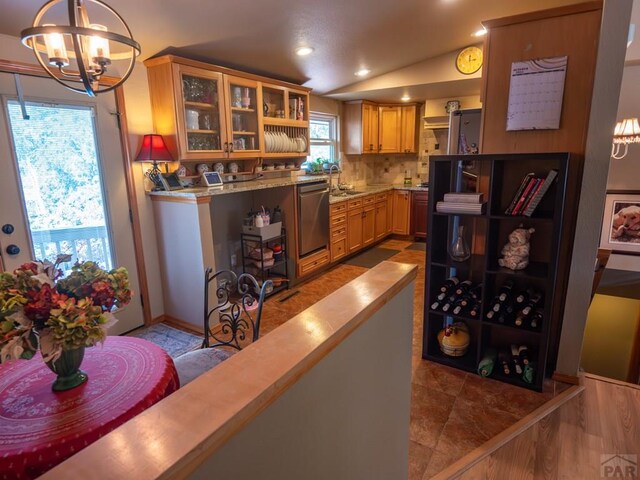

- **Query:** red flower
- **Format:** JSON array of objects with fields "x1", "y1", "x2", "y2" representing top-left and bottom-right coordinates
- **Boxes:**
[
  {"x1": 23, "y1": 283, "x2": 57, "y2": 325},
  {"x1": 16, "y1": 262, "x2": 38, "y2": 275},
  {"x1": 88, "y1": 280, "x2": 117, "y2": 311}
]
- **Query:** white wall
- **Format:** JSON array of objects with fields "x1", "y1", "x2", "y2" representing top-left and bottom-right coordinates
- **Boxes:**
[
  {"x1": 606, "y1": 63, "x2": 640, "y2": 272},
  {"x1": 190, "y1": 282, "x2": 414, "y2": 480}
]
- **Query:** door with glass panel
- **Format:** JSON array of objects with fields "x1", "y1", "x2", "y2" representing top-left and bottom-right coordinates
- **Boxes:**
[{"x1": 0, "y1": 73, "x2": 144, "y2": 334}]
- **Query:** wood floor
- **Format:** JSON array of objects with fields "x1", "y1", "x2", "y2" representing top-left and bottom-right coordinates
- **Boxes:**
[{"x1": 433, "y1": 374, "x2": 640, "y2": 479}]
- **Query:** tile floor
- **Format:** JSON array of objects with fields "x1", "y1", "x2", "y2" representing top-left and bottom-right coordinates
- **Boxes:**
[{"x1": 257, "y1": 238, "x2": 569, "y2": 479}]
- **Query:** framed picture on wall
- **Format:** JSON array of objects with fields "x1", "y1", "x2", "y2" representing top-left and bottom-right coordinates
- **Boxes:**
[{"x1": 600, "y1": 191, "x2": 640, "y2": 255}]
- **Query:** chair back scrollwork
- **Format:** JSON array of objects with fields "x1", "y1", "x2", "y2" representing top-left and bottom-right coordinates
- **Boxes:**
[{"x1": 203, "y1": 268, "x2": 271, "y2": 350}]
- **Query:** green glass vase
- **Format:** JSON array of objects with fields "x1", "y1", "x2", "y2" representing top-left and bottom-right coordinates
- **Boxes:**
[{"x1": 45, "y1": 347, "x2": 88, "y2": 392}]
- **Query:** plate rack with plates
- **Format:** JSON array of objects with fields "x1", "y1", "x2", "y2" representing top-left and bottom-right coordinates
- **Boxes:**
[{"x1": 263, "y1": 125, "x2": 309, "y2": 157}]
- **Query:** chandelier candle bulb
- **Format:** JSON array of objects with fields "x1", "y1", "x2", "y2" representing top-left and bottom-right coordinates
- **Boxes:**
[
  {"x1": 42, "y1": 24, "x2": 69, "y2": 66},
  {"x1": 89, "y1": 24, "x2": 111, "y2": 65}
]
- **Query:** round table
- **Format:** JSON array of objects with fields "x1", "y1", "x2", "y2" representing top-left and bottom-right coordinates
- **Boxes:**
[{"x1": 0, "y1": 336, "x2": 179, "y2": 479}]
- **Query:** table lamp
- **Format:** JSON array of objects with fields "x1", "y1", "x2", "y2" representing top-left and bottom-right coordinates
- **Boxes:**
[{"x1": 135, "y1": 134, "x2": 173, "y2": 190}]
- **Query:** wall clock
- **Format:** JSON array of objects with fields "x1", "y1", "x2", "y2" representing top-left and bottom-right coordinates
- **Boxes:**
[{"x1": 456, "y1": 46, "x2": 483, "y2": 75}]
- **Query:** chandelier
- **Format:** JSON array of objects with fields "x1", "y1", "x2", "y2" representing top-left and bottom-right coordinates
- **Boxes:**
[
  {"x1": 611, "y1": 117, "x2": 640, "y2": 160},
  {"x1": 20, "y1": 0, "x2": 141, "y2": 96}
]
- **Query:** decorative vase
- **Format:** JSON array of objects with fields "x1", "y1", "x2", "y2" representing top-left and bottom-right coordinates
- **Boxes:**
[
  {"x1": 45, "y1": 347, "x2": 88, "y2": 392},
  {"x1": 449, "y1": 225, "x2": 471, "y2": 262}
]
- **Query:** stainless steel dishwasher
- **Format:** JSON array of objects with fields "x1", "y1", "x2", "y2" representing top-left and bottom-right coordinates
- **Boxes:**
[{"x1": 298, "y1": 181, "x2": 329, "y2": 257}]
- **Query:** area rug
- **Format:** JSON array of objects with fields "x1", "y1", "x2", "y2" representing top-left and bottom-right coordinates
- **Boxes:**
[
  {"x1": 406, "y1": 242, "x2": 427, "y2": 251},
  {"x1": 127, "y1": 323, "x2": 202, "y2": 358},
  {"x1": 344, "y1": 248, "x2": 400, "y2": 268}
]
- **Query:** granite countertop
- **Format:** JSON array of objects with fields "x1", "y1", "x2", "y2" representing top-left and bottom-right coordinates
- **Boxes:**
[
  {"x1": 329, "y1": 184, "x2": 429, "y2": 204},
  {"x1": 148, "y1": 175, "x2": 329, "y2": 198}
]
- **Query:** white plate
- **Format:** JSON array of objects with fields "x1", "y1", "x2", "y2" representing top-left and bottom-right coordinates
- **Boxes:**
[{"x1": 266, "y1": 132, "x2": 272, "y2": 152}]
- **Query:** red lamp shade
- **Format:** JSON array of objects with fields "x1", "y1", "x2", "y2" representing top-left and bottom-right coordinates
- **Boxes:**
[{"x1": 135, "y1": 134, "x2": 173, "y2": 162}]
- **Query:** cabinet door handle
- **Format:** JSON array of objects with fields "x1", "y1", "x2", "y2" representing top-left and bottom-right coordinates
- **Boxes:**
[
  {"x1": 378, "y1": 144, "x2": 382, "y2": 151},
  {"x1": 223, "y1": 142, "x2": 228, "y2": 153},
  {"x1": 369, "y1": 144, "x2": 373, "y2": 151},
  {"x1": 229, "y1": 143, "x2": 234, "y2": 153}
]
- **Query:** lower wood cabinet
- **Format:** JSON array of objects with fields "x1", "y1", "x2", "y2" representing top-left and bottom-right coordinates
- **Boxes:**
[
  {"x1": 412, "y1": 191, "x2": 428, "y2": 238},
  {"x1": 362, "y1": 203, "x2": 376, "y2": 246},
  {"x1": 375, "y1": 200, "x2": 387, "y2": 240},
  {"x1": 392, "y1": 190, "x2": 411, "y2": 235},
  {"x1": 329, "y1": 191, "x2": 395, "y2": 263},
  {"x1": 297, "y1": 248, "x2": 330, "y2": 277},
  {"x1": 386, "y1": 192, "x2": 393, "y2": 234},
  {"x1": 347, "y1": 207, "x2": 364, "y2": 252}
]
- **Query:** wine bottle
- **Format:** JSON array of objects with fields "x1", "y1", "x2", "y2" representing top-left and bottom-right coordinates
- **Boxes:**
[
  {"x1": 521, "y1": 292, "x2": 543, "y2": 316},
  {"x1": 497, "y1": 280, "x2": 515, "y2": 302},
  {"x1": 439, "y1": 277, "x2": 459, "y2": 293},
  {"x1": 469, "y1": 300, "x2": 481, "y2": 318},
  {"x1": 510, "y1": 344, "x2": 523, "y2": 375},
  {"x1": 498, "y1": 349, "x2": 511, "y2": 375},
  {"x1": 522, "y1": 362, "x2": 535, "y2": 384},
  {"x1": 455, "y1": 280, "x2": 473, "y2": 297},
  {"x1": 530, "y1": 310, "x2": 543, "y2": 329},
  {"x1": 430, "y1": 299, "x2": 442, "y2": 311},
  {"x1": 518, "y1": 345, "x2": 531, "y2": 365},
  {"x1": 478, "y1": 348, "x2": 497, "y2": 377},
  {"x1": 514, "y1": 293, "x2": 543, "y2": 326},
  {"x1": 441, "y1": 294, "x2": 457, "y2": 312},
  {"x1": 460, "y1": 284, "x2": 482, "y2": 307},
  {"x1": 514, "y1": 288, "x2": 534, "y2": 307}
]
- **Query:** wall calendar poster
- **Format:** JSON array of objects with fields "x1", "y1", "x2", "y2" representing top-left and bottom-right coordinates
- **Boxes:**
[{"x1": 506, "y1": 56, "x2": 568, "y2": 131}]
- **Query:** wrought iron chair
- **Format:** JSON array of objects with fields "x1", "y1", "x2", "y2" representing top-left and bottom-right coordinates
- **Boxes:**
[{"x1": 174, "y1": 268, "x2": 272, "y2": 386}]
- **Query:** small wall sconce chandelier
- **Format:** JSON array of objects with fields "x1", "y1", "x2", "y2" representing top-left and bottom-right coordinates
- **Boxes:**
[
  {"x1": 611, "y1": 117, "x2": 640, "y2": 159},
  {"x1": 20, "y1": 0, "x2": 141, "y2": 97}
]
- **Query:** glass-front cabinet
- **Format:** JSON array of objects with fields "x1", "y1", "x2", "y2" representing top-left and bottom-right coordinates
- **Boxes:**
[
  {"x1": 224, "y1": 75, "x2": 263, "y2": 158},
  {"x1": 173, "y1": 65, "x2": 228, "y2": 160}
]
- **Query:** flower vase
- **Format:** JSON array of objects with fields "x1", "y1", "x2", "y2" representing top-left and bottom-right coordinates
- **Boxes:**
[
  {"x1": 449, "y1": 225, "x2": 471, "y2": 262},
  {"x1": 45, "y1": 347, "x2": 88, "y2": 392}
]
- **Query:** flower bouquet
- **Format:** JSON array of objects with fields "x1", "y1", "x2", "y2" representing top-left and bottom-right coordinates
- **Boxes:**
[{"x1": 0, "y1": 255, "x2": 131, "y2": 390}]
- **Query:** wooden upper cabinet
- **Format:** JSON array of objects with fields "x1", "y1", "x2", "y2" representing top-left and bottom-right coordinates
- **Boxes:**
[
  {"x1": 378, "y1": 106, "x2": 401, "y2": 153},
  {"x1": 169, "y1": 64, "x2": 228, "y2": 160},
  {"x1": 224, "y1": 75, "x2": 263, "y2": 158},
  {"x1": 145, "y1": 55, "x2": 310, "y2": 164},
  {"x1": 344, "y1": 101, "x2": 379, "y2": 155},
  {"x1": 400, "y1": 105, "x2": 417, "y2": 153}
]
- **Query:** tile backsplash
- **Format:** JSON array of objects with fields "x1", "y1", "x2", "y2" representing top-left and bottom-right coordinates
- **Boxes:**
[{"x1": 343, "y1": 154, "x2": 423, "y2": 186}]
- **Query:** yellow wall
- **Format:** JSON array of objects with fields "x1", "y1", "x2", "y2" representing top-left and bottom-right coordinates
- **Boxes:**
[{"x1": 581, "y1": 294, "x2": 640, "y2": 381}]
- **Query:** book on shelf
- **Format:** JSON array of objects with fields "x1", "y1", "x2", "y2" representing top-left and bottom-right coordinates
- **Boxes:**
[
  {"x1": 436, "y1": 201, "x2": 485, "y2": 214},
  {"x1": 505, "y1": 170, "x2": 558, "y2": 216},
  {"x1": 523, "y1": 170, "x2": 558, "y2": 217},
  {"x1": 443, "y1": 192, "x2": 484, "y2": 204}
]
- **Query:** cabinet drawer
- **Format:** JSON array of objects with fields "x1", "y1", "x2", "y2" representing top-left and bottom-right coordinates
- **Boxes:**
[
  {"x1": 362, "y1": 195, "x2": 376, "y2": 206},
  {"x1": 330, "y1": 201, "x2": 347, "y2": 215},
  {"x1": 347, "y1": 198, "x2": 363, "y2": 209},
  {"x1": 298, "y1": 249, "x2": 330, "y2": 276},
  {"x1": 331, "y1": 225, "x2": 347, "y2": 239},
  {"x1": 376, "y1": 193, "x2": 388, "y2": 202},
  {"x1": 330, "y1": 237, "x2": 347, "y2": 262},
  {"x1": 330, "y1": 212, "x2": 347, "y2": 228}
]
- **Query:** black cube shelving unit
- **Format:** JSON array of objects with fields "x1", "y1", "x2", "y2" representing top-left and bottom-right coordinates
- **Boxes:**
[{"x1": 423, "y1": 153, "x2": 569, "y2": 392}]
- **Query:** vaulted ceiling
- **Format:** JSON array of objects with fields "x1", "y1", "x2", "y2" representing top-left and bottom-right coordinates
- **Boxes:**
[{"x1": 0, "y1": 0, "x2": 589, "y2": 97}]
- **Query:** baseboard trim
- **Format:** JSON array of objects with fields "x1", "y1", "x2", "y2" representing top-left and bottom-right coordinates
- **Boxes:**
[
  {"x1": 552, "y1": 371, "x2": 581, "y2": 385},
  {"x1": 584, "y1": 372, "x2": 640, "y2": 390}
]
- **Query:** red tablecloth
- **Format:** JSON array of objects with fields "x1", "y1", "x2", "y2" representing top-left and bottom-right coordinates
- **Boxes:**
[{"x1": 0, "y1": 336, "x2": 179, "y2": 479}]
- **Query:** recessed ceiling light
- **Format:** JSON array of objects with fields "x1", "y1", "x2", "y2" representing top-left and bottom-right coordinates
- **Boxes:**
[
  {"x1": 473, "y1": 27, "x2": 487, "y2": 37},
  {"x1": 295, "y1": 46, "x2": 314, "y2": 56},
  {"x1": 401, "y1": 95, "x2": 411, "y2": 102},
  {"x1": 355, "y1": 68, "x2": 371, "y2": 77}
]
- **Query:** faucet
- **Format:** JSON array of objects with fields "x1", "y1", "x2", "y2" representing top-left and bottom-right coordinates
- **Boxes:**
[{"x1": 329, "y1": 164, "x2": 341, "y2": 193}]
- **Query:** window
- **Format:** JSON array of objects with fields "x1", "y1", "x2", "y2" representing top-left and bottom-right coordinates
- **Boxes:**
[
  {"x1": 6, "y1": 100, "x2": 114, "y2": 272},
  {"x1": 306, "y1": 113, "x2": 338, "y2": 167}
]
